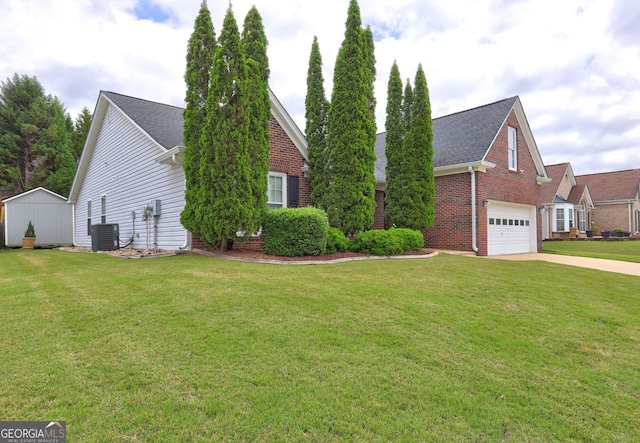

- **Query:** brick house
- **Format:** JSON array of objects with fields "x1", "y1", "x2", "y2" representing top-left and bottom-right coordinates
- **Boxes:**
[
  {"x1": 375, "y1": 96, "x2": 550, "y2": 256},
  {"x1": 540, "y1": 163, "x2": 595, "y2": 239},
  {"x1": 68, "y1": 90, "x2": 310, "y2": 251},
  {"x1": 576, "y1": 168, "x2": 640, "y2": 235}
]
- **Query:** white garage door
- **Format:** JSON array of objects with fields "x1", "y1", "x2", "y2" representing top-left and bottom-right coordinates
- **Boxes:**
[{"x1": 487, "y1": 202, "x2": 536, "y2": 255}]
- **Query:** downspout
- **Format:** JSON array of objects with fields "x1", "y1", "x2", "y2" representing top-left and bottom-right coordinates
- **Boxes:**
[
  {"x1": 629, "y1": 200, "x2": 633, "y2": 233},
  {"x1": 469, "y1": 166, "x2": 479, "y2": 254},
  {"x1": 179, "y1": 230, "x2": 192, "y2": 251}
]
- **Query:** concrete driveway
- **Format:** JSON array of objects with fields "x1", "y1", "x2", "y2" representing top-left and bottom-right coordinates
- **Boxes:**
[{"x1": 484, "y1": 253, "x2": 640, "y2": 277}]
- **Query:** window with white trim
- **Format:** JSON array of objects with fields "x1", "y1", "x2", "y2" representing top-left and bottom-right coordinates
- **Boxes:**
[
  {"x1": 101, "y1": 195, "x2": 107, "y2": 223},
  {"x1": 267, "y1": 173, "x2": 287, "y2": 209},
  {"x1": 578, "y1": 202, "x2": 586, "y2": 231},
  {"x1": 569, "y1": 207, "x2": 574, "y2": 229},
  {"x1": 508, "y1": 126, "x2": 517, "y2": 171},
  {"x1": 87, "y1": 200, "x2": 92, "y2": 235},
  {"x1": 555, "y1": 208, "x2": 565, "y2": 232}
]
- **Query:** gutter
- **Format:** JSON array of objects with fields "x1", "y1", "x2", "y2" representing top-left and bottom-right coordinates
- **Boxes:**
[{"x1": 469, "y1": 166, "x2": 479, "y2": 254}]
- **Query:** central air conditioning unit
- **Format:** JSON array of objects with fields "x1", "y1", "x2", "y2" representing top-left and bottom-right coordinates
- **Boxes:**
[{"x1": 91, "y1": 223, "x2": 119, "y2": 252}]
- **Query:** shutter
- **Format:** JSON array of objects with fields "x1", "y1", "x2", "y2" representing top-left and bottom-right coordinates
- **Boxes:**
[{"x1": 287, "y1": 175, "x2": 299, "y2": 208}]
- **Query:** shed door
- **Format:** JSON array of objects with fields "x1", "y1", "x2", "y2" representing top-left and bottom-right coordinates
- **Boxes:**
[{"x1": 487, "y1": 202, "x2": 536, "y2": 255}]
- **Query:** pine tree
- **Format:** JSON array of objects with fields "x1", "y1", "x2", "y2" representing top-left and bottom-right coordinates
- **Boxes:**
[
  {"x1": 72, "y1": 107, "x2": 92, "y2": 163},
  {"x1": 305, "y1": 36, "x2": 329, "y2": 209},
  {"x1": 0, "y1": 74, "x2": 75, "y2": 194},
  {"x1": 199, "y1": 7, "x2": 252, "y2": 250},
  {"x1": 242, "y1": 6, "x2": 271, "y2": 228},
  {"x1": 383, "y1": 61, "x2": 404, "y2": 228},
  {"x1": 406, "y1": 64, "x2": 435, "y2": 228},
  {"x1": 181, "y1": 0, "x2": 216, "y2": 237},
  {"x1": 325, "y1": 0, "x2": 377, "y2": 235}
]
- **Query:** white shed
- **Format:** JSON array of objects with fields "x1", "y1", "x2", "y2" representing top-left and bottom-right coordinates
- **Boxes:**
[{"x1": 3, "y1": 187, "x2": 73, "y2": 247}]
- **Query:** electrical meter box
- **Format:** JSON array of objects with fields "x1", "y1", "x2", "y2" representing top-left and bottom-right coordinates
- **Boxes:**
[{"x1": 149, "y1": 199, "x2": 161, "y2": 216}]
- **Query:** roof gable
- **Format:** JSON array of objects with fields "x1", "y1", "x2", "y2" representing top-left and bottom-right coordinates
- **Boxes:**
[
  {"x1": 576, "y1": 168, "x2": 640, "y2": 202},
  {"x1": 375, "y1": 96, "x2": 548, "y2": 182},
  {"x1": 541, "y1": 162, "x2": 576, "y2": 203},
  {"x1": 3, "y1": 186, "x2": 67, "y2": 204},
  {"x1": 69, "y1": 89, "x2": 307, "y2": 202}
]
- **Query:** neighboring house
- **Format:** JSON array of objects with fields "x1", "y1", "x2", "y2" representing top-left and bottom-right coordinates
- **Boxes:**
[
  {"x1": 3, "y1": 187, "x2": 73, "y2": 247},
  {"x1": 375, "y1": 96, "x2": 550, "y2": 256},
  {"x1": 576, "y1": 168, "x2": 640, "y2": 235},
  {"x1": 540, "y1": 163, "x2": 595, "y2": 239},
  {"x1": 67, "y1": 90, "x2": 310, "y2": 251}
]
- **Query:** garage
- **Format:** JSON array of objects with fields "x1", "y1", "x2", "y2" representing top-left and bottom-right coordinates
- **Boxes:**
[{"x1": 487, "y1": 202, "x2": 536, "y2": 255}]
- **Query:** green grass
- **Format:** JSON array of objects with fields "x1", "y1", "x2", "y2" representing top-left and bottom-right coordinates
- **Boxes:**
[
  {"x1": 1, "y1": 249, "x2": 639, "y2": 441},
  {"x1": 543, "y1": 239, "x2": 640, "y2": 263}
]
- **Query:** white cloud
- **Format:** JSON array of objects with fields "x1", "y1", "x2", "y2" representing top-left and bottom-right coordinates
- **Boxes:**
[{"x1": 1, "y1": 0, "x2": 639, "y2": 175}]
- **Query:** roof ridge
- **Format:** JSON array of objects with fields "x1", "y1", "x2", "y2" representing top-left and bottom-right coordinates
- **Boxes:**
[
  {"x1": 576, "y1": 167, "x2": 640, "y2": 178},
  {"x1": 102, "y1": 90, "x2": 185, "y2": 111},
  {"x1": 433, "y1": 96, "x2": 518, "y2": 122}
]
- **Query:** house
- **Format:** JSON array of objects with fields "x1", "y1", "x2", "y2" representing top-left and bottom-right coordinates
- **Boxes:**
[
  {"x1": 540, "y1": 163, "x2": 595, "y2": 239},
  {"x1": 576, "y1": 168, "x2": 640, "y2": 235},
  {"x1": 2, "y1": 187, "x2": 73, "y2": 247},
  {"x1": 375, "y1": 96, "x2": 550, "y2": 256},
  {"x1": 67, "y1": 90, "x2": 310, "y2": 251}
]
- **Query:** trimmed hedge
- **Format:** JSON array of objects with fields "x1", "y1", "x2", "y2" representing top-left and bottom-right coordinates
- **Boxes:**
[
  {"x1": 389, "y1": 228, "x2": 424, "y2": 251},
  {"x1": 325, "y1": 227, "x2": 349, "y2": 254},
  {"x1": 261, "y1": 207, "x2": 328, "y2": 256},
  {"x1": 349, "y1": 230, "x2": 404, "y2": 256}
]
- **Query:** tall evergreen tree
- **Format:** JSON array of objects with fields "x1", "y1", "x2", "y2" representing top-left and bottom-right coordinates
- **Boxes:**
[
  {"x1": 42, "y1": 98, "x2": 76, "y2": 196},
  {"x1": 305, "y1": 36, "x2": 329, "y2": 209},
  {"x1": 72, "y1": 107, "x2": 92, "y2": 163},
  {"x1": 199, "y1": 7, "x2": 252, "y2": 250},
  {"x1": 406, "y1": 64, "x2": 435, "y2": 228},
  {"x1": 0, "y1": 74, "x2": 75, "y2": 194},
  {"x1": 363, "y1": 26, "x2": 377, "y2": 150},
  {"x1": 325, "y1": 0, "x2": 377, "y2": 235},
  {"x1": 242, "y1": 6, "x2": 271, "y2": 225},
  {"x1": 181, "y1": 0, "x2": 217, "y2": 237},
  {"x1": 383, "y1": 61, "x2": 404, "y2": 228}
]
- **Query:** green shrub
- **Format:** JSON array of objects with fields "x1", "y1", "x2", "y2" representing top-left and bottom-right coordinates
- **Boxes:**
[
  {"x1": 349, "y1": 230, "x2": 403, "y2": 256},
  {"x1": 390, "y1": 228, "x2": 424, "y2": 251},
  {"x1": 261, "y1": 207, "x2": 328, "y2": 256},
  {"x1": 325, "y1": 227, "x2": 349, "y2": 254}
]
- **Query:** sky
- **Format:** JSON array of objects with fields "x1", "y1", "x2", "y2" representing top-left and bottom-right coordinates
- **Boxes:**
[{"x1": 1, "y1": 0, "x2": 639, "y2": 176}]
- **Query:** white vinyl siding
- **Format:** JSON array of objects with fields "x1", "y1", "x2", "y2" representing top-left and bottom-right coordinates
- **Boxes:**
[
  {"x1": 74, "y1": 103, "x2": 187, "y2": 250},
  {"x1": 508, "y1": 126, "x2": 517, "y2": 171}
]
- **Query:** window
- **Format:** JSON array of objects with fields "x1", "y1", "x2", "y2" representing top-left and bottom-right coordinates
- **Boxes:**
[
  {"x1": 101, "y1": 195, "x2": 107, "y2": 223},
  {"x1": 489, "y1": 218, "x2": 495, "y2": 225},
  {"x1": 556, "y1": 208, "x2": 565, "y2": 231},
  {"x1": 508, "y1": 126, "x2": 517, "y2": 171},
  {"x1": 578, "y1": 202, "x2": 586, "y2": 231},
  {"x1": 568, "y1": 207, "x2": 574, "y2": 229},
  {"x1": 267, "y1": 173, "x2": 286, "y2": 209},
  {"x1": 87, "y1": 200, "x2": 92, "y2": 235}
]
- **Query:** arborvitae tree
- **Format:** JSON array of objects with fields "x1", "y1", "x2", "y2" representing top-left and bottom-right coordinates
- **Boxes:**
[
  {"x1": 199, "y1": 7, "x2": 252, "y2": 250},
  {"x1": 242, "y1": 6, "x2": 270, "y2": 225},
  {"x1": 325, "y1": 0, "x2": 377, "y2": 235},
  {"x1": 406, "y1": 64, "x2": 435, "y2": 228},
  {"x1": 0, "y1": 74, "x2": 75, "y2": 194},
  {"x1": 305, "y1": 36, "x2": 329, "y2": 209},
  {"x1": 181, "y1": 0, "x2": 217, "y2": 237},
  {"x1": 72, "y1": 107, "x2": 92, "y2": 162},
  {"x1": 383, "y1": 61, "x2": 404, "y2": 228},
  {"x1": 362, "y1": 26, "x2": 377, "y2": 150}
]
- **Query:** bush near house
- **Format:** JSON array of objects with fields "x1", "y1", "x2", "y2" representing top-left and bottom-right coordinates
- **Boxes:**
[
  {"x1": 349, "y1": 229, "x2": 404, "y2": 255},
  {"x1": 261, "y1": 207, "x2": 328, "y2": 256},
  {"x1": 325, "y1": 227, "x2": 349, "y2": 254},
  {"x1": 389, "y1": 227, "x2": 424, "y2": 251}
]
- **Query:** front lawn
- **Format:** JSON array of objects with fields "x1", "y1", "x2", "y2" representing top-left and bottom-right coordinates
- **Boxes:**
[
  {"x1": 1, "y1": 249, "x2": 639, "y2": 441},
  {"x1": 543, "y1": 239, "x2": 640, "y2": 263}
]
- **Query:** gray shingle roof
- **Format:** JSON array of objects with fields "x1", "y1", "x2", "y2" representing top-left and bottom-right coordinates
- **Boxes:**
[
  {"x1": 102, "y1": 91, "x2": 184, "y2": 150},
  {"x1": 375, "y1": 96, "x2": 518, "y2": 182}
]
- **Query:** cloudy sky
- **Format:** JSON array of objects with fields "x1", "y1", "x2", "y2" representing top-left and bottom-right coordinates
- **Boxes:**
[{"x1": 1, "y1": 0, "x2": 638, "y2": 175}]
